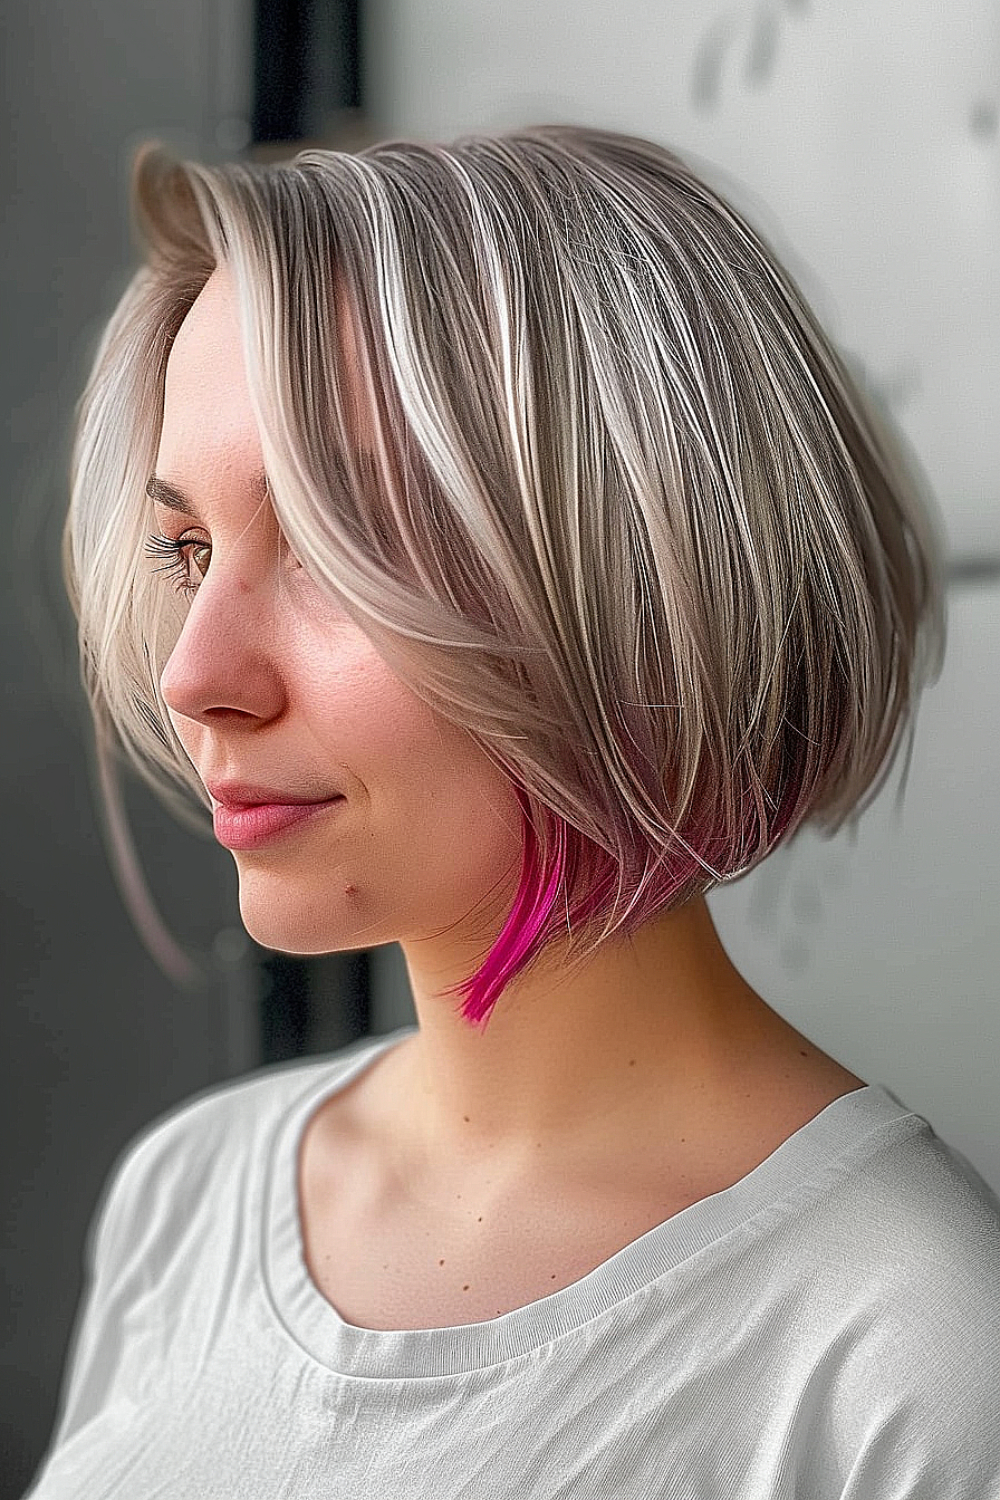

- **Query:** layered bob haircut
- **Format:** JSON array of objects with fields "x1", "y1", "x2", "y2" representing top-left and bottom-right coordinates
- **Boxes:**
[{"x1": 65, "y1": 123, "x2": 946, "y2": 1027}]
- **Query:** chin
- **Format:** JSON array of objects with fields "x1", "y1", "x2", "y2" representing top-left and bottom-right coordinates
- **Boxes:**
[{"x1": 235, "y1": 874, "x2": 376, "y2": 957}]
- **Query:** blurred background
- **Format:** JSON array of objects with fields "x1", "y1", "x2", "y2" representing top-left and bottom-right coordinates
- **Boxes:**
[{"x1": 3, "y1": 0, "x2": 998, "y2": 1492}]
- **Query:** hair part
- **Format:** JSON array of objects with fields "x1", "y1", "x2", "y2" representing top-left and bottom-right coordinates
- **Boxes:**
[{"x1": 64, "y1": 124, "x2": 947, "y2": 1027}]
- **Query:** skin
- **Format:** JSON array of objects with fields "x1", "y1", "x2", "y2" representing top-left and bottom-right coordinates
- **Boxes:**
[{"x1": 154, "y1": 266, "x2": 864, "y2": 1247}]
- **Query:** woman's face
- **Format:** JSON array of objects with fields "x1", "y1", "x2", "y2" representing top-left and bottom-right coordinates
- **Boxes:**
[{"x1": 153, "y1": 266, "x2": 523, "y2": 963}]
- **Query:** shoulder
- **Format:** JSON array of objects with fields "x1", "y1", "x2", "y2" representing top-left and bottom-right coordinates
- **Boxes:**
[
  {"x1": 809, "y1": 1104, "x2": 1000, "y2": 1334},
  {"x1": 812, "y1": 1117, "x2": 1000, "y2": 1491},
  {"x1": 90, "y1": 1033, "x2": 398, "y2": 1261},
  {"x1": 848, "y1": 1117, "x2": 1000, "y2": 1293}
]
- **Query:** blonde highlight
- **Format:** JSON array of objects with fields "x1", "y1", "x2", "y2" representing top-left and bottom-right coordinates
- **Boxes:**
[{"x1": 64, "y1": 124, "x2": 947, "y2": 1023}]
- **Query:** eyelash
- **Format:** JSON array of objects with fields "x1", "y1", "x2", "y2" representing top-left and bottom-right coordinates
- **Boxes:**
[
  {"x1": 143, "y1": 532, "x2": 208, "y2": 597},
  {"x1": 143, "y1": 529, "x2": 306, "y2": 597}
]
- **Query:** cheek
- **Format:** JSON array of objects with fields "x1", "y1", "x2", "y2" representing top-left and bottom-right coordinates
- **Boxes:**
[
  {"x1": 408, "y1": 739, "x2": 524, "y2": 859},
  {"x1": 163, "y1": 703, "x2": 182, "y2": 742},
  {"x1": 355, "y1": 687, "x2": 519, "y2": 834},
  {"x1": 363, "y1": 696, "x2": 482, "y2": 797},
  {"x1": 334, "y1": 659, "x2": 445, "y2": 780},
  {"x1": 163, "y1": 703, "x2": 199, "y2": 764}
]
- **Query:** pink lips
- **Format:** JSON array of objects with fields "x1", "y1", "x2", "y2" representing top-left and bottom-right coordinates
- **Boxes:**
[{"x1": 212, "y1": 797, "x2": 345, "y2": 850}]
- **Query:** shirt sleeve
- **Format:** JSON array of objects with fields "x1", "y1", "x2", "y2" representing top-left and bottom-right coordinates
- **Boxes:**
[
  {"x1": 838, "y1": 1350, "x2": 1000, "y2": 1498},
  {"x1": 836, "y1": 1157, "x2": 1000, "y2": 1499},
  {"x1": 35, "y1": 1134, "x2": 150, "y2": 1464}
]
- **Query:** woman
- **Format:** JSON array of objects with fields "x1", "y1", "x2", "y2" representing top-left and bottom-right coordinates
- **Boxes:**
[{"x1": 28, "y1": 124, "x2": 999, "y2": 1497}]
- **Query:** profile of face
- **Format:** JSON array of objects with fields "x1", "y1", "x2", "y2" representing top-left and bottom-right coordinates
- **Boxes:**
[{"x1": 153, "y1": 267, "x2": 524, "y2": 971}]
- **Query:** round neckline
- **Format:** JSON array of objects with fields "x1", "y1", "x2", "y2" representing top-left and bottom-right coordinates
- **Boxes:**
[{"x1": 261, "y1": 1027, "x2": 921, "y2": 1381}]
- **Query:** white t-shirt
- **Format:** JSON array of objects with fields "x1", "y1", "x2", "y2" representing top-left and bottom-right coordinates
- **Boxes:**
[{"x1": 24, "y1": 1025, "x2": 1000, "y2": 1499}]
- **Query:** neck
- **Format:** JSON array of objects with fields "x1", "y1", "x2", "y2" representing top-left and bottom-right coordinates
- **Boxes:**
[{"x1": 390, "y1": 895, "x2": 794, "y2": 1178}]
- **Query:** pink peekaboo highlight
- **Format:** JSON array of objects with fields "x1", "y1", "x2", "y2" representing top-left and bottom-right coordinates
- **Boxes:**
[
  {"x1": 441, "y1": 788, "x2": 570, "y2": 1030},
  {"x1": 441, "y1": 776, "x2": 809, "y2": 1030}
]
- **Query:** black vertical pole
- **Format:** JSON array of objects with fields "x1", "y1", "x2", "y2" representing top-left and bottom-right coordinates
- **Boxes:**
[
  {"x1": 259, "y1": 951, "x2": 311, "y2": 1065},
  {"x1": 252, "y1": 0, "x2": 363, "y2": 146},
  {"x1": 248, "y1": 2, "x2": 370, "y2": 1060},
  {"x1": 252, "y1": 0, "x2": 309, "y2": 144}
]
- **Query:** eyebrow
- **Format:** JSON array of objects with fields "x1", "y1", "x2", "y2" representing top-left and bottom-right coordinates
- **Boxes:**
[{"x1": 145, "y1": 469, "x2": 270, "y2": 519}]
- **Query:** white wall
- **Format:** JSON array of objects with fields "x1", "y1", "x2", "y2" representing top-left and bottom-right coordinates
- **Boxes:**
[
  {"x1": 362, "y1": 0, "x2": 1000, "y2": 1190},
  {"x1": 366, "y1": 0, "x2": 999, "y2": 558}
]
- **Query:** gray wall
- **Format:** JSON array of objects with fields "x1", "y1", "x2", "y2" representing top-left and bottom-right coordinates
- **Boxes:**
[
  {"x1": 3, "y1": 8, "x2": 412, "y2": 1487},
  {"x1": 5, "y1": 2, "x2": 256, "y2": 1491}
]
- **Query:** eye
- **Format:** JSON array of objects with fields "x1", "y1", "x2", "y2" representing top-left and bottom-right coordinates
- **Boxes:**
[
  {"x1": 143, "y1": 532, "x2": 210, "y2": 597},
  {"x1": 143, "y1": 530, "x2": 305, "y2": 597}
]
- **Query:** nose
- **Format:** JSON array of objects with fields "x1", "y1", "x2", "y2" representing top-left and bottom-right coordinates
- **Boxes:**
[{"x1": 158, "y1": 563, "x2": 286, "y2": 730}]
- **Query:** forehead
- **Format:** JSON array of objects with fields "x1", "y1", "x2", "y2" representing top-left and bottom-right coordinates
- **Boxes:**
[
  {"x1": 157, "y1": 268, "x2": 259, "y2": 482},
  {"x1": 156, "y1": 263, "x2": 378, "y2": 499},
  {"x1": 163, "y1": 268, "x2": 247, "y2": 407}
]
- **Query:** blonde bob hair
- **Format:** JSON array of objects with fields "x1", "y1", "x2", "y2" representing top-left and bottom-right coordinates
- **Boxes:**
[{"x1": 64, "y1": 123, "x2": 946, "y2": 1027}]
